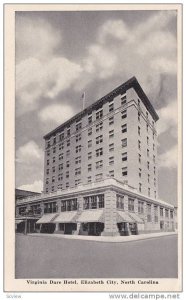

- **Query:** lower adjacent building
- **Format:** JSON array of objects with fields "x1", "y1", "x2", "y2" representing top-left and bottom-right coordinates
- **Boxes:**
[{"x1": 15, "y1": 178, "x2": 175, "y2": 236}]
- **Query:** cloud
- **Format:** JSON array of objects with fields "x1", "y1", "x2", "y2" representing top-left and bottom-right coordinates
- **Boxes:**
[
  {"x1": 159, "y1": 145, "x2": 177, "y2": 169},
  {"x1": 98, "y1": 19, "x2": 130, "y2": 43},
  {"x1": 18, "y1": 180, "x2": 43, "y2": 193},
  {"x1": 16, "y1": 141, "x2": 43, "y2": 164},
  {"x1": 38, "y1": 104, "x2": 75, "y2": 125},
  {"x1": 157, "y1": 100, "x2": 178, "y2": 137}
]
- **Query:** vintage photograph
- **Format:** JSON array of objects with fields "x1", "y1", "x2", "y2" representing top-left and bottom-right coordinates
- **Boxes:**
[{"x1": 4, "y1": 3, "x2": 182, "y2": 293}]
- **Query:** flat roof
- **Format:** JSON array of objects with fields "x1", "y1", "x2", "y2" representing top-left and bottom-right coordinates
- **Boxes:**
[{"x1": 43, "y1": 76, "x2": 159, "y2": 139}]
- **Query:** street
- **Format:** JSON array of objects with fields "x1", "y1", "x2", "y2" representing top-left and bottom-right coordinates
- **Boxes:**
[{"x1": 15, "y1": 234, "x2": 178, "y2": 278}]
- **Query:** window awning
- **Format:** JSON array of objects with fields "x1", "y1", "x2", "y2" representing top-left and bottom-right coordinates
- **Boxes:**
[
  {"x1": 117, "y1": 211, "x2": 134, "y2": 223},
  {"x1": 77, "y1": 210, "x2": 104, "y2": 223},
  {"x1": 52, "y1": 211, "x2": 77, "y2": 223},
  {"x1": 129, "y1": 212, "x2": 144, "y2": 224},
  {"x1": 36, "y1": 213, "x2": 58, "y2": 224},
  {"x1": 15, "y1": 219, "x2": 24, "y2": 224}
]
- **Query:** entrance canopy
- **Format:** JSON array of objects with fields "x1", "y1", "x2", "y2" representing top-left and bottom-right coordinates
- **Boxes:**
[
  {"x1": 52, "y1": 211, "x2": 77, "y2": 223},
  {"x1": 117, "y1": 211, "x2": 134, "y2": 223},
  {"x1": 36, "y1": 213, "x2": 58, "y2": 224},
  {"x1": 129, "y1": 212, "x2": 144, "y2": 223},
  {"x1": 15, "y1": 219, "x2": 24, "y2": 224},
  {"x1": 77, "y1": 210, "x2": 104, "y2": 223}
]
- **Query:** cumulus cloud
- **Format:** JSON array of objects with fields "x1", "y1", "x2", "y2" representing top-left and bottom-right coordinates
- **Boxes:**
[
  {"x1": 98, "y1": 19, "x2": 130, "y2": 43},
  {"x1": 18, "y1": 180, "x2": 43, "y2": 193},
  {"x1": 159, "y1": 145, "x2": 177, "y2": 169},
  {"x1": 157, "y1": 100, "x2": 178, "y2": 137},
  {"x1": 38, "y1": 104, "x2": 75, "y2": 125},
  {"x1": 16, "y1": 141, "x2": 43, "y2": 164}
]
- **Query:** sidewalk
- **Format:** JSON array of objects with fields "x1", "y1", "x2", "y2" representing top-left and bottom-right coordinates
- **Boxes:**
[{"x1": 28, "y1": 231, "x2": 177, "y2": 243}]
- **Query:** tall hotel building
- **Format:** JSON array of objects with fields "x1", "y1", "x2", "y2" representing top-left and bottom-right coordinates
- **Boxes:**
[{"x1": 16, "y1": 77, "x2": 176, "y2": 236}]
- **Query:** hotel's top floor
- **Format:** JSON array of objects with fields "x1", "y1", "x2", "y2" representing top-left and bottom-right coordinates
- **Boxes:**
[{"x1": 43, "y1": 76, "x2": 159, "y2": 140}]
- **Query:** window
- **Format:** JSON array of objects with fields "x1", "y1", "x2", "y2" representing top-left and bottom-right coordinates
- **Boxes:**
[
  {"x1": 88, "y1": 128, "x2": 92, "y2": 136},
  {"x1": 53, "y1": 136, "x2": 56, "y2": 145},
  {"x1": 154, "y1": 205, "x2": 158, "y2": 223},
  {"x1": 96, "y1": 148, "x2": 103, "y2": 157},
  {"x1": 96, "y1": 109, "x2": 103, "y2": 120},
  {"x1": 109, "y1": 170, "x2": 114, "y2": 177},
  {"x1": 138, "y1": 140, "x2": 141, "y2": 150},
  {"x1": 109, "y1": 116, "x2": 114, "y2": 125},
  {"x1": 147, "y1": 149, "x2": 149, "y2": 157},
  {"x1": 153, "y1": 155, "x2": 156, "y2": 163},
  {"x1": 52, "y1": 166, "x2": 55, "y2": 173},
  {"x1": 88, "y1": 152, "x2": 92, "y2": 160},
  {"x1": 146, "y1": 111, "x2": 149, "y2": 119},
  {"x1": 52, "y1": 176, "x2": 55, "y2": 183},
  {"x1": 153, "y1": 143, "x2": 155, "y2": 151},
  {"x1": 139, "y1": 168, "x2": 142, "y2": 178},
  {"x1": 170, "y1": 211, "x2": 174, "y2": 219},
  {"x1": 67, "y1": 127, "x2": 70, "y2": 137},
  {"x1": 139, "y1": 182, "x2": 142, "y2": 192},
  {"x1": 117, "y1": 195, "x2": 124, "y2": 210},
  {"x1": 88, "y1": 164, "x2": 92, "y2": 172},
  {"x1": 147, "y1": 204, "x2": 151, "y2": 222},
  {"x1": 51, "y1": 186, "x2": 54, "y2": 192},
  {"x1": 66, "y1": 161, "x2": 70, "y2": 168},
  {"x1": 95, "y1": 173, "x2": 103, "y2": 181},
  {"x1": 146, "y1": 124, "x2": 149, "y2": 132},
  {"x1": 46, "y1": 169, "x2": 49, "y2": 175},
  {"x1": 66, "y1": 182, "x2": 69, "y2": 188},
  {"x1": 96, "y1": 135, "x2": 103, "y2": 144},
  {"x1": 58, "y1": 173, "x2": 63, "y2": 181},
  {"x1": 154, "y1": 178, "x2": 156, "y2": 187},
  {"x1": 75, "y1": 179, "x2": 81, "y2": 186},
  {"x1": 109, "y1": 103, "x2": 114, "y2": 112},
  {"x1": 83, "y1": 194, "x2": 104, "y2": 210},
  {"x1": 148, "y1": 174, "x2": 150, "y2": 183},
  {"x1": 66, "y1": 139, "x2": 70, "y2": 147},
  {"x1": 61, "y1": 199, "x2": 77, "y2": 212},
  {"x1": 66, "y1": 171, "x2": 69, "y2": 178},
  {"x1": 75, "y1": 156, "x2": 81, "y2": 164},
  {"x1": 122, "y1": 167, "x2": 127, "y2": 176},
  {"x1": 154, "y1": 166, "x2": 156, "y2": 175},
  {"x1": 154, "y1": 191, "x2": 157, "y2": 199},
  {"x1": 66, "y1": 150, "x2": 70, "y2": 157},
  {"x1": 160, "y1": 207, "x2": 164, "y2": 217},
  {"x1": 59, "y1": 153, "x2": 63, "y2": 160},
  {"x1": 121, "y1": 124, "x2": 127, "y2": 133},
  {"x1": 44, "y1": 202, "x2": 57, "y2": 213},
  {"x1": 47, "y1": 150, "x2": 50, "y2": 156},
  {"x1": 128, "y1": 197, "x2": 134, "y2": 212},
  {"x1": 88, "y1": 140, "x2": 92, "y2": 148},
  {"x1": 122, "y1": 152, "x2": 127, "y2": 161},
  {"x1": 76, "y1": 122, "x2": 82, "y2": 132},
  {"x1": 76, "y1": 145, "x2": 81, "y2": 153},
  {"x1": 46, "y1": 178, "x2": 49, "y2": 184},
  {"x1": 138, "y1": 99, "x2": 140, "y2": 106},
  {"x1": 147, "y1": 161, "x2": 150, "y2": 170},
  {"x1": 165, "y1": 209, "x2": 169, "y2": 218},
  {"x1": 52, "y1": 157, "x2": 55, "y2": 163},
  {"x1": 59, "y1": 163, "x2": 63, "y2": 171},
  {"x1": 96, "y1": 122, "x2": 103, "y2": 132},
  {"x1": 88, "y1": 115, "x2": 92, "y2": 124},
  {"x1": 53, "y1": 147, "x2": 56, "y2": 154},
  {"x1": 138, "y1": 201, "x2": 144, "y2": 214},
  {"x1": 109, "y1": 156, "x2": 114, "y2": 165},
  {"x1": 121, "y1": 93, "x2": 127, "y2": 105},
  {"x1": 152, "y1": 120, "x2": 155, "y2": 127},
  {"x1": 109, "y1": 129, "x2": 114, "y2": 138},
  {"x1": 138, "y1": 112, "x2": 141, "y2": 122},
  {"x1": 59, "y1": 143, "x2": 64, "y2": 150},
  {"x1": 109, "y1": 143, "x2": 114, "y2": 152},
  {"x1": 148, "y1": 188, "x2": 150, "y2": 197},
  {"x1": 46, "y1": 140, "x2": 50, "y2": 149},
  {"x1": 96, "y1": 160, "x2": 103, "y2": 169},
  {"x1": 138, "y1": 126, "x2": 141, "y2": 136},
  {"x1": 75, "y1": 167, "x2": 81, "y2": 176},
  {"x1": 147, "y1": 137, "x2": 149, "y2": 145},
  {"x1": 59, "y1": 132, "x2": 64, "y2": 141},
  {"x1": 153, "y1": 133, "x2": 155, "y2": 140},
  {"x1": 58, "y1": 184, "x2": 63, "y2": 190},
  {"x1": 138, "y1": 154, "x2": 141, "y2": 164},
  {"x1": 121, "y1": 110, "x2": 127, "y2": 119},
  {"x1": 122, "y1": 138, "x2": 127, "y2": 148},
  {"x1": 76, "y1": 133, "x2": 81, "y2": 142},
  {"x1": 87, "y1": 176, "x2": 92, "y2": 183}
]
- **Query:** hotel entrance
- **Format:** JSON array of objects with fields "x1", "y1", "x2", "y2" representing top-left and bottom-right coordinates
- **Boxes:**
[
  {"x1": 82, "y1": 222, "x2": 104, "y2": 236},
  {"x1": 129, "y1": 222, "x2": 138, "y2": 235}
]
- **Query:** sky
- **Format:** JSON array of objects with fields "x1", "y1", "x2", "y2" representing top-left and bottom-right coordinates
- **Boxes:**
[{"x1": 15, "y1": 9, "x2": 178, "y2": 205}]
